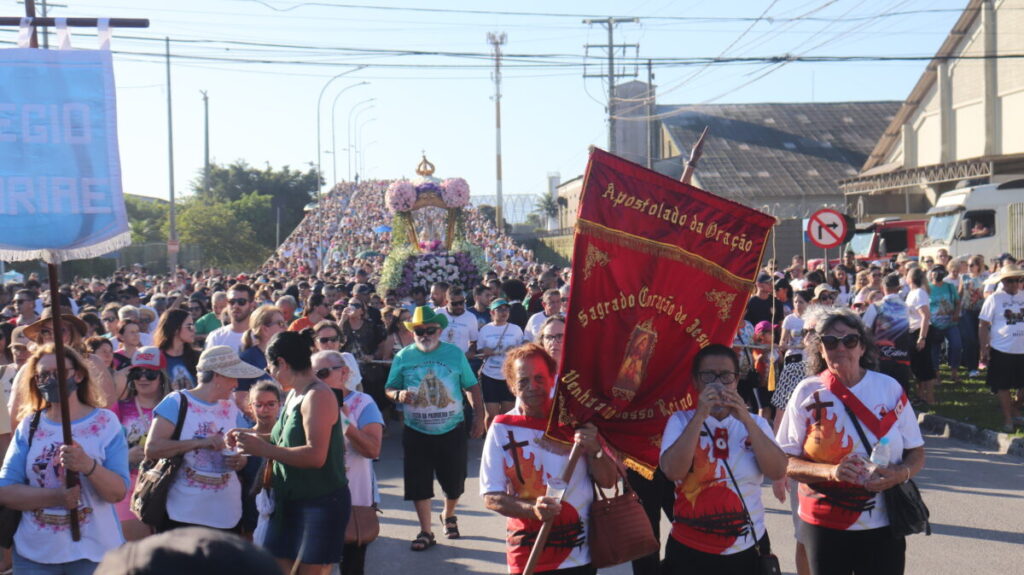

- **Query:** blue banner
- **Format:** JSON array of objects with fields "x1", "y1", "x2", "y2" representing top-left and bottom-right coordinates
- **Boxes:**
[{"x1": 0, "y1": 48, "x2": 130, "y2": 262}]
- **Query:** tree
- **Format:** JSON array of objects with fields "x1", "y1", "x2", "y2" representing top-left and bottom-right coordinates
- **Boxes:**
[
  {"x1": 175, "y1": 199, "x2": 269, "y2": 270},
  {"x1": 534, "y1": 193, "x2": 559, "y2": 220},
  {"x1": 124, "y1": 196, "x2": 168, "y2": 244},
  {"x1": 191, "y1": 161, "x2": 320, "y2": 250}
]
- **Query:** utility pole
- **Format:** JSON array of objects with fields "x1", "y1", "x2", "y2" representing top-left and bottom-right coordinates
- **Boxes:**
[
  {"x1": 583, "y1": 17, "x2": 639, "y2": 154},
  {"x1": 647, "y1": 59, "x2": 655, "y2": 169},
  {"x1": 488, "y1": 31, "x2": 506, "y2": 233},
  {"x1": 166, "y1": 38, "x2": 177, "y2": 273},
  {"x1": 200, "y1": 90, "x2": 209, "y2": 196}
]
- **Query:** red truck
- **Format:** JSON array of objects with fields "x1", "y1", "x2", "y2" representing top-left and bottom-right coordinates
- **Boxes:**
[{"x1": 846, "y1": 217, "x2": 926, "y2": 261}]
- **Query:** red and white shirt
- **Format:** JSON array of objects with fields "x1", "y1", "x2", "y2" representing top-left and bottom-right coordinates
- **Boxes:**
[
  {"x1": 775, "y1": 371, "x2": 924, "y2": 531},
  {"x1": 660, "y1": 410, "x2": 775, "y2": 555},
  {"x1": 479, "y1": 408, "x2": 594, "y2": 574}
]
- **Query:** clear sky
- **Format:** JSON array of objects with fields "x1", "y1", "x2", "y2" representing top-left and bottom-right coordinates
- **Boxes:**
[{"x1": 2, "y1": 0, "x2": 969, "y2": 210}]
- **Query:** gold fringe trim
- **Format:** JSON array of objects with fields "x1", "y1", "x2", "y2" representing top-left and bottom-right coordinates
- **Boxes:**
[
  {"x1": 576, "y1": 218, "x2": 756, "y2": 292},
  {"x1": 623, "y1": 456, "x2": 655, "y2": 480}
]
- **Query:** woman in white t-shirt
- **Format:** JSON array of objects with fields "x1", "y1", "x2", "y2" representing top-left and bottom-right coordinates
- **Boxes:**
[
  {"x1": 780, "y1": 293, "x2": 809, "y2": 363},
  {"x1": 144, "y1": 345, "x2": 256, "y2": 532},
  {"x1": 0, "y1": 345, "x2": 129, "y2": 573},
  {"x1": 776, "y1": 307, "x2": 925, "y2": 575},
  {"x1": 904, "y1": 267, "x2": 937, "y2": 406},
  {"x1": 660, "y1": 344, "x2": 787, "y2": 574},
  {"x1": 477, "y1": 299, "x2": 525, "y2": 428},
  {"x1": 312, "y1": 351, "x2": 384, "y2": 575}
]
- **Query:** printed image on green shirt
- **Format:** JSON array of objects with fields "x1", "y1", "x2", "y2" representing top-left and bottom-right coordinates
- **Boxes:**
[{"x1": 386, "y1": 342, "x2": 476, "y2": 435}]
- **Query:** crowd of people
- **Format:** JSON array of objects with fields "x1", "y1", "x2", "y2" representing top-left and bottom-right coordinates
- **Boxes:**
[{"x1": 0, "y1": 181, "x2": 1018, "y2": 575}]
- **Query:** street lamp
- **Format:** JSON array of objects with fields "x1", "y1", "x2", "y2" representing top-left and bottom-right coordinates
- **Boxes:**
[
  {"x1": 330, "y1": 81, "x2": 369, "y2": 186},
  {"x1": 347, "y1": 98, "x2": 375, "y2": 180},
  {"x1": 355, "y1": 117, "x2": 376, "y2": 181},
  {"x1": 315, "y1": 66, "x2": 365, "y2": 197}
]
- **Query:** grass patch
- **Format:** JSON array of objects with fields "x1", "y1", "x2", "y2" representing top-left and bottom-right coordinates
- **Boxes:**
[{"x1": 931, "y1": 366, "x2": 1023, "y2": 436}]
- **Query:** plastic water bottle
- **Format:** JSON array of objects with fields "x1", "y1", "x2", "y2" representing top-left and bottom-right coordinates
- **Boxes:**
[{"x1": 870, "y1": 437, "x2": 891, "y2": 467}]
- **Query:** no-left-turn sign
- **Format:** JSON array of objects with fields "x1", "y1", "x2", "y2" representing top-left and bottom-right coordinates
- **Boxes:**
[{"x1": 806, "y1": 209, "x2": 848, "y2": 249}]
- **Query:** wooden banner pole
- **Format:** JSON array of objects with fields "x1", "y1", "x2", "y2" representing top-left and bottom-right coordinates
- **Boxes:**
[
  {"x1": 680, "y1": 126, "x2": 710, "y2": 185},
  {"x1": 521, "y1": 442, "x2": 584, "y2": 575}
]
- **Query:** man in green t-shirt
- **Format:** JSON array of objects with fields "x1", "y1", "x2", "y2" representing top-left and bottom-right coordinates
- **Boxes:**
[
  {"x1": 193, "y1": 291, "x2": 228, "y2": 343},
  {"x1": 385, "y1": 306, "x2": 485, "y2": 551}
]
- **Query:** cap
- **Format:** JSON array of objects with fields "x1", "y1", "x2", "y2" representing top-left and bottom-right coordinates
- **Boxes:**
[
  {"x1": 197, "y1": 346, "x2": 266, "y2": 379},
  {"x1": 95, "y1": 527, "x2": 280, "y2": 575},
  {"x1": 489, "y1": 298, "x2": 511, "y2": 311},
  {"x1": 814, "y1": 284, "x2": 838, "y2": 298},
  {"x1": 755, "y1": 273, "x2": 772, "y2": 284},
  {"x1": 354, "y1": 284, "x2": 373, "y2": 295},
  {"x1": 753, "y1": 321, "x2": 775, "y2": 334},
  {"x1": 132, "y1": 346, "x2": 166, "y2": 370}
]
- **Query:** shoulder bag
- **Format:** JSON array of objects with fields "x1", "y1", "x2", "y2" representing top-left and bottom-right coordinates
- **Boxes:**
[
  {"x1": 707, "y1": 423, "x2": 782, "y2": 575},
  {"x1": 841, "y1": 404, "x2": 931, "y2": 537},
  {"x1": 345, "y1": 503, "x2": 382, "y2": 545},
  {"x1": 130, "y1": 392, "x2": 189, "y2": 527},
  {"x1": 588, "y1": 456, "x2": 660, "y2": 569},
  {"x1": 0, "y1": 411, "x2": 42, "y2": 547}
]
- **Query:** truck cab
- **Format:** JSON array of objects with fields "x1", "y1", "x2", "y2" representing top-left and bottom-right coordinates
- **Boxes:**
[
  {"x1": 920, "y1": 179, "x2": 1024, "y2": 261},
  {"x1": 847, "y1": 217, "x2": 926, "y2": 262}
]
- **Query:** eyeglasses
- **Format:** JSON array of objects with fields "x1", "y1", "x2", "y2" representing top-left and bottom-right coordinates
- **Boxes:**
[
  {"x1": 129, "y1": 369, "x2": 161, "y2": 381},
  {"x1": 541, "y1": 333, "x2": 564, "y2": 343},
  {"x1": 315, "y1": 365, "x2": 346, "y2": 379},
  {"x1": 102, "y1": 316, "x2": 117, "y2": 323},
  {"x1": 449, "y1": 300, "x2": 466, "y2": 307},
  {"x1": 36, "y1": 369, "x2": 68, "y2": 381},
  {"x1": 15, "y1": 299, "x2": 32, "y2": 305},
  {"x1": 820, "y1": 333, "x2": 862, "y2": 350},
  {"x1": 1004, "y1": 278, "x2": 1022, "y2": 284},
  {"x1": 697, "y1": 370, "x2": 739, "y2": 385},
  {"x1": 228, "y1": 298, "x2": 250, "y2": 306},
  {"x1": 818, "y1": 294, "x2": 835, "y2": 301},
  {"x1": 253, "y1": 401, "x2": 280, "y2": 410},
  {"x1": 414, "y1": 326, "x2": 439, "y2": 337},
  {"x1": 347, "y1": 303, "x2": 364, "y2": 309},
  {"x1": 318, "y1": 336, "x2": 340, "y2": 344}
]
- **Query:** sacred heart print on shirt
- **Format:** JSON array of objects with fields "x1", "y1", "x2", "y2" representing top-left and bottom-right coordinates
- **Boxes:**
[
  {"x1": 500, "y1": 427, "x2": 584, "y2": 572},
  {"x1": 671, "y1": 429, "x2": 748, "y2": 554}
]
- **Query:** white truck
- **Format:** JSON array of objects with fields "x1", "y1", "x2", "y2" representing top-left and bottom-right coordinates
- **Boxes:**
[{"x1": 919, "y1": 179, "x2": 1024, "y2": 262}]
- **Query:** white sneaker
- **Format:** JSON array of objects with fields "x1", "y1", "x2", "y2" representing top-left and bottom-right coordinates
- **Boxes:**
[{"x1": 968, "y1": 370, "x2": 981, "y2": 378}]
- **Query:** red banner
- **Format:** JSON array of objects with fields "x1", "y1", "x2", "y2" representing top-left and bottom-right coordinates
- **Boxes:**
[{"x1": 546, "y1": 148, "x2": 775, "y2": 476}]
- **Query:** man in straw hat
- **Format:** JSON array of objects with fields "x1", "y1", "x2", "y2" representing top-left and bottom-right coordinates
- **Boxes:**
[
  {"x1": 979, "y1": 262, "x2": 1024, "y2": 432},
  {"x1": 384, "y1": 306, "x2": 484, "y2": 551}
]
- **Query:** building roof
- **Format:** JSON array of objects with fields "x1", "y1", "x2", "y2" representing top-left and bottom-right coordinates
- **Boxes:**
[
  {"x1": 657, "y1": 101, "x2": 900, "y2": 201},
  {"x1": 861, "y1": 0, "x2": 983, "y2": 171}
]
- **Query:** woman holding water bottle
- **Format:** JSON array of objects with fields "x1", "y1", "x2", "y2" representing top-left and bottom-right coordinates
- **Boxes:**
[
  {"x1": 776, "y1": 307, "x2": 926, "y2": 575},
  {"x1": 479, "y1": 343, "x2": 615, "y2": 575}
]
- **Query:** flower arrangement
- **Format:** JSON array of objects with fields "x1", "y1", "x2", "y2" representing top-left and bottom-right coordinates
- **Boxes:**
[
  {"x1": 385, "y1": 181, "x2": 416, "y2": 213},
  {"x1": 441, "y1": 178, "x2": 470, "y2": 208},
  {"x1": 380, "y1": 249, "x2": 482, "y2": 297},
  {"x1": 385, "y1": 177, "x2": 471, "y2": 213}
]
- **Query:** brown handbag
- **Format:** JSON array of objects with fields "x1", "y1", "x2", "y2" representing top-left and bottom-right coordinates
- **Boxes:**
[
  {"x1": 345, "y1": 504, "x2": 381, "y2": 545},
  {"x1": 587, "y1": 463, "x2": 660, "y2": 569}
]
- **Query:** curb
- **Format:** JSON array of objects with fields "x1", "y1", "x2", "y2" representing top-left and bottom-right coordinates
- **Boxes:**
[{"x1": 918, "y1": 413, "x2": 1024, "y2": 458}]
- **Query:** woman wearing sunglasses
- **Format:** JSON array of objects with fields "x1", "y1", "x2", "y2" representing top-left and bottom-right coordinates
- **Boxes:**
[
  {"x1": 313, "y1": 321, "x2": 344, "y2": 353},
  {"x1": 236, "y1": 306, "x2": 287, "y2": 418},
  {"x1": 340, "y1": 299, "x2": 382, "y2": 361},
  {"x1": 111, "y1": 347, "x2": 171, "y2": 541},
  {"x1": 776, "y1": 307, "x2": 925, "y2": 575},
  {"x1": 312, "y1": 350, "x2": 383, "y2": 575}
]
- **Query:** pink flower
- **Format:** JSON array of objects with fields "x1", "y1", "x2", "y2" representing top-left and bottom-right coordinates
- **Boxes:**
[
  {"x1": 441, "y1": 178, "x2": 470, "y2": 208},
  {"x1": 386, "y1": 181, "x2": 416, "y2": 213}
]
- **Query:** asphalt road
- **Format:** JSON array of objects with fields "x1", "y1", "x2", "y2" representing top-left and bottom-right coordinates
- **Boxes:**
[{"x1": 359, "y1": 425, "x2": 1023, "y2": 575}]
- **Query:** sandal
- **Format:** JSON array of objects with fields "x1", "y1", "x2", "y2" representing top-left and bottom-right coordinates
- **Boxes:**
[
  {"x1": 441, "y1": 514, "x2": 461, "y2": 539},
  {"x1": 410, "y1": 531, "x2": 436, "y2": 551}
]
